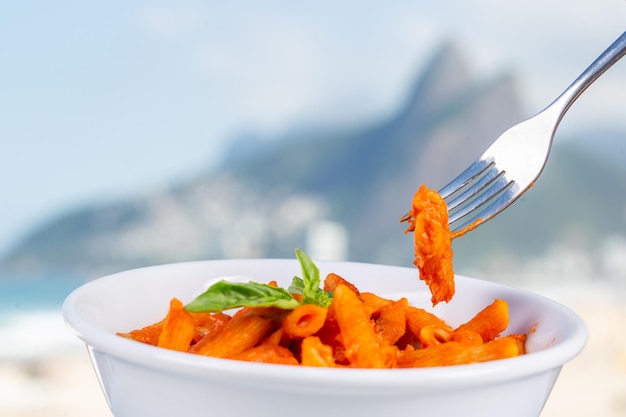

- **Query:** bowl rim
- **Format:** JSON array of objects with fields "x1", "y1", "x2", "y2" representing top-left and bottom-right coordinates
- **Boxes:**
[{"x1": 62, "y1": 259, "x2": 588, "y2": 391}]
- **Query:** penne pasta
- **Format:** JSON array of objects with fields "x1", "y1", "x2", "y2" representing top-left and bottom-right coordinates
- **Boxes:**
[
  {"x1": 157, "y1": 298, "x2": 196, "y2": 352},
  {"x1": 405, "y1": 305, "x2": 453, "y2": 337},
  {"x1": 360, "y1": 292, "x2": 393, "y2": 315},
  {"x1": 261, "y1": 328, "x2": 289, "y2": 347},
  {"x1": 373, "y1": 299, "x2": 407, "y2": 345},
  {"x1": 323, "y1": 272, "x2": 361, "y2": 296},
  {"x1": 450, "y1": 328, "x2": 484, "y2": 347},
  {"x1": 228, "y1": 345, "x2": 299, "y2": 365},
  {"x1": 191, "y1": 308, "x2": 276, "y2": 358},
  {"x1": 332, "y1": 284, "x2": 390, "y2": 368},
  {"x1": 300, "y1": 336, "x2": 336, "y2": 367},
  {"x1": 402, "y1": 184, "x2": 455, "y2": 305},
  {"x1": 396, "y1": 335, "x2": 526, "y2": 368},
  {"x1": 282, "y1": 304, "x2": 328, "y2": 339},
  {"x1": 189, "y1": 312, "x2": 231, "y2": 343},
  {"x1": 456, "y1": 299, "x2": 509, "y2": 342},
  {"x1": 418, "y1": 325, "x2": 451, "y2": 348},
  {"x1": 117, "y1": 319, "x2": 164, "y2": 346}
]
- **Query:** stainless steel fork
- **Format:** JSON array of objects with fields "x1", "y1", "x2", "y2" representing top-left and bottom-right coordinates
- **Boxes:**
[{"x1": 438, "y1": 30, "x2": 626, "y2": 235}]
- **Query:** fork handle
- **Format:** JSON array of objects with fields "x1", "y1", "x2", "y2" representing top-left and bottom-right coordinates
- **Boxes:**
[{"x1": 549, "y1": 30, "x2": 626, "y2": 124}]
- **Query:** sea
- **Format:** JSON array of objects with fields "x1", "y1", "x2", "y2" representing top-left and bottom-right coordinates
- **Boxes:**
[{"x1": 0, "y1": 271, "x2": 89, "y2": 361}]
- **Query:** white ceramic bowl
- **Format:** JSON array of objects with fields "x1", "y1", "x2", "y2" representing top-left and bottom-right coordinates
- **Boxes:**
[{"x1": 63, "y1": 259, "x2": 587, "y2": 417}]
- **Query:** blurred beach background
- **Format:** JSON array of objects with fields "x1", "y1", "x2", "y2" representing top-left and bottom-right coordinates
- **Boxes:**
[{"x1": 1, "y1": 1, "x2": 626, "y2": 416}]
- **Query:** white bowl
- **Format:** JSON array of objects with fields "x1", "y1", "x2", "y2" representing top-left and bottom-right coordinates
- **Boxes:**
[{"x1": 62, "y1": 259, "x2": 587, "y2": 417}]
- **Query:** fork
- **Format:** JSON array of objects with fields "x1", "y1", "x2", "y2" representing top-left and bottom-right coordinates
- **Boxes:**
[{"x1": 437, "y1": 30, "x2": 626, "y2": 235}]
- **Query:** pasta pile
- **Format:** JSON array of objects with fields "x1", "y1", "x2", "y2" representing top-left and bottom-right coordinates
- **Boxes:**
[
  {"x1": 118, "y1": 185, "x2": 526, "y2": 368},
  {"x1": 118, "y1": 272, "x2": 525, "y2": 368}
]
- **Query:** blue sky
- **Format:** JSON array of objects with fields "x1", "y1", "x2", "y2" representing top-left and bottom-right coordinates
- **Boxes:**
[{"x1": 1, "y1": 1, "x2": 625, "y2": 257}]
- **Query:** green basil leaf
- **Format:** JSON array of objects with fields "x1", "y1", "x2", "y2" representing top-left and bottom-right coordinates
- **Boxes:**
[
  {"x1": 295, "y1": 248, "x2": 319, "y2": 304},
  {"x1": 295, "y1": 249, "x2": 332, "y2": 308},
  {"x1": 185, "y1": 280, "x2": 300, "y2": 312},
  {"x1": 311, "y1": 287, "x2": 332, "y2": 308},
  {"x1": 287, "y1": 276, "x2": 305, "y2": 296}
]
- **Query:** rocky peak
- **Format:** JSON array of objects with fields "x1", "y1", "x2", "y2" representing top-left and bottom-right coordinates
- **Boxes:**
[{"x1": 0, "y1": 42, "x2": 535, "y2": 275}]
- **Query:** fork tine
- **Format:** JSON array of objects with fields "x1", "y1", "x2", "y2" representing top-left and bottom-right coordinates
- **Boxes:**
[
  {"x1": 444, "y1": 163, "x2": 504, "y2": 212},
  {"x1": 447, "y1": 174, "x2": 512, "y2": 224},
  {"x1": 438, "y1": 158, "x2": 493, "y2": 200},
  {"x1": 449, "y1": 182, "x2": 521, "y2": 233},
  {"x1": 400, "y1": 158, "x2": 495, "y2": 225},
  {"x1": 400, "y1": 158, "x2": 496, "y2": 224}
]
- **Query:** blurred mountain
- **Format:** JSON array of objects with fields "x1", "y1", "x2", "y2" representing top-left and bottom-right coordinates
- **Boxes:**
[
  {"x1": 569, "y1": 128, "x2": 626, "y2": 173},
  {"x1": 2, "y1": 42, "x2": 625, "y2": 280}
]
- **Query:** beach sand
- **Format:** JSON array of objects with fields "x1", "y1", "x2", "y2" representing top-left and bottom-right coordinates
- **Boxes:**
[
  {"x1": 541, "y1": 300, "x2": 626, "y2": 417},
  {"x1": 0, "y1": 353, "x2": 112, "y2": 417},
  {"x1": 2, "y1": 296, "x2": 625, "y2": 417}
]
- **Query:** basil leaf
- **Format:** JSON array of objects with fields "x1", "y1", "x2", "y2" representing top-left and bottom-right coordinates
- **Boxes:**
[
  {"x1": 295, "y1": 249, "x2": 332, "y2": 308},
  {"x1": 185, "y1": 280, "x2": 300, "y2": 312},
  {"x1": 287, "y1": 276, "x2": 305, "y2": 296},
  {"x1": 295, "y1": 248, "x2": 319, "y2": 303},
  {"x1": 311, "y1": 287, "x2": 332, "y2": 308}
]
